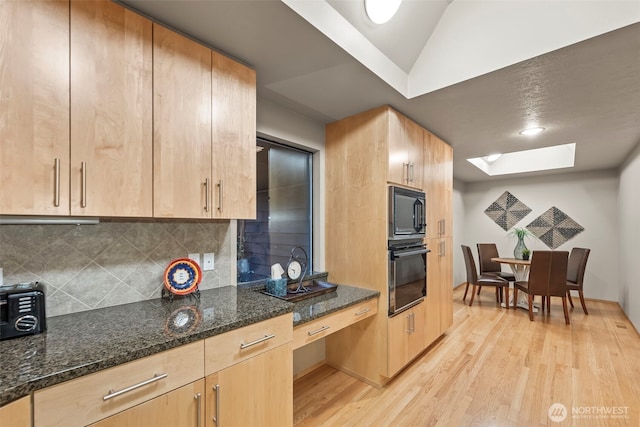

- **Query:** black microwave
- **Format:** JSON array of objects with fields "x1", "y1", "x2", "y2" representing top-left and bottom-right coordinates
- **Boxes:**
[{"x1": 388, "y1": 186, "x2": 426, "y2": 240}]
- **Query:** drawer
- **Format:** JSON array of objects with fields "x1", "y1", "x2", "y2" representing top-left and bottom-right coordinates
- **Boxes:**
[
  {"x1": 204, "y1": 313, "x2": 292, "y2": 375},
  {"x1": 293, "y1": 298, "x2": 378, "y2": 350},
  {"x1": 34, "y1": 341, "x2": 204, "y2": 427}
]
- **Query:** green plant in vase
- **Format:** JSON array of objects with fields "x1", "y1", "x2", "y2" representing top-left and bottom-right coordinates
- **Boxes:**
[{"x1": 508, "y1": 227, "x2": 534, "y2": 260}]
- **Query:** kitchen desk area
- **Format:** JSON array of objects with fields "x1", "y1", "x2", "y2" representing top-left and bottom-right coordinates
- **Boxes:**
[{"x1": 0, "y1": 279, "x2": 378, "y2": 427}]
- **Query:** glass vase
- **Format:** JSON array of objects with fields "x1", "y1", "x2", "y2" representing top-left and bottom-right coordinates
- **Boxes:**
[{"x1": 513, "y1": 236, "x2": 528, "y2": 260}]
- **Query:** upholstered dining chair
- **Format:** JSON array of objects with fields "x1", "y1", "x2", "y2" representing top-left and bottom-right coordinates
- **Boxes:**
[
  {"x1": 461, "y1": 245, "x2": 509, "y2": 307},
  {"x1": 566, "y1": 247, "x2": 591, "y2": 314},
  {"x1": 514, "y1": 250, "x2": 570, "y2": 324}
]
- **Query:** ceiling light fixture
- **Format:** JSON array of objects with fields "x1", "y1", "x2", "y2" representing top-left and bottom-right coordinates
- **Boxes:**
[
  {"x1": 519, "y1": 126, "x2": 545, "y2": 136},
  {"x1": 365, "y1": 0, "x2": 401, "y2": 24}
]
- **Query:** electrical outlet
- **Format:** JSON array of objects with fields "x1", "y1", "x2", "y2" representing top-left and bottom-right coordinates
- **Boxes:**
[
  {"x1": 203, "y1": 253, "x2": 214, "y2": 271},
  {"x1": 188, "y1": 253, "x2": 201, "y2": 267}
]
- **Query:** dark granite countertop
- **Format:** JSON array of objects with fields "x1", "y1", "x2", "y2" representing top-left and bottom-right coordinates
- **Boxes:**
[
  {"x1": 0, "y1": 286, "x2": 291, "y2": 406},
  {"x1": 0, "y1": 280, "x2": 379, "y2": 407},
  {"x1": 292, "y1": 285, "x2": 379, "y2": 327}
]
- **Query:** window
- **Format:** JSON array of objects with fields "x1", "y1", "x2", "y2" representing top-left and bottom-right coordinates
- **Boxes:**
[{"x1": 237, "y1": 138, "x2": 312, "y2": 282}]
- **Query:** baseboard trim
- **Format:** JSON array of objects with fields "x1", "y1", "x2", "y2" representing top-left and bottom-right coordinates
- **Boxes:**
[{"x1": 293, "y1": 361, "x2": 326, "y2": 382}]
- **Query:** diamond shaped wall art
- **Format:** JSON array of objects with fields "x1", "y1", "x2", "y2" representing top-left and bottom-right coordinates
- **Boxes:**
[
  {"x1": 526, "y1": 206, "x2": 584, "y2": 249},
  {"x1": 484, "y1": 191, "x2": 532, "y2": 231}
]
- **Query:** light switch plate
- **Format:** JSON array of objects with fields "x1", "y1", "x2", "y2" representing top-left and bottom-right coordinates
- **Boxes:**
[
  {"x1": 203, "y1": 253, "x2": 214, "y2": 271},
  {"x1": 188, "y1": 253, "x2": 201, "y2": 267}
]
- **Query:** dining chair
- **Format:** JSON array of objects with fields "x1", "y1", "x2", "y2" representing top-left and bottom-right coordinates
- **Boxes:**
[
  {"x1": 461, "y1": 245, "x2": 509, "y2": 307},
  {"x1": 477, "y1": 243, "x2": 517, "y2": 282},
  {"x1": 513, "y1": 251, "x2": 570, "y2": 324},
  {"x1": 566, "y1": 247, "x2": 591, "y2": 315}
]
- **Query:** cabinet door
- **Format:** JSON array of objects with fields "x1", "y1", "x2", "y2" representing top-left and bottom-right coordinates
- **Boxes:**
[
  {"x1": 424, "y1": 131, "x2": 452, "y2": 238},
  {"x1": 439, "y1": 237, "x2": 453, "y2": 332},
  {"x1": 424, "y1": 238, "x2": 442, "y2": 345},
  {"x1": 387, "y1": 304, "x2": 424, "y2": 377},
  {"x1": 0, "y1": 396, "x2": 31, "y2": 427},
  {"x1": 387, "y1": 110, "x2": 423, "y2": 189},
  {"x1": 211, "y1": 51, "x2": 256, "y2": 219},
  {"x1": 387, "y1": 108, "x2": 408, "y2": 186},
  {"x1": 205, "y1": 343, "x2": 293, "y2": 427},
  {"x1": 153, "y1": 24, "x2": 212, "y2": 218},
  {"x1": 70, "y1": 1, "x2": 152, "y2": 216},
  {"x1": 0, "y1": 0, "x2": 69, "y2": 215},
  {"x1": 89, "y1": 380, "x2": 205, "y2": 427}
]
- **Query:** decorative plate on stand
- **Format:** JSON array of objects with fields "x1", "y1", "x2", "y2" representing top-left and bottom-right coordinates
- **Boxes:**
[{"x1": 163, "y1": 258, "x2": 202, "y2": 299}]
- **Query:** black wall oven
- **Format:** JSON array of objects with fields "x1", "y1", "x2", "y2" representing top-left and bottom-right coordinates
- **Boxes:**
[{"x1": 388, "y1": 240, "x2": 428, "y2": 316}]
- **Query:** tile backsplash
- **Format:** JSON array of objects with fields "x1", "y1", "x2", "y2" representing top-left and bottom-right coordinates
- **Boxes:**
[{"x1": 0, "y1": 220, "x2": 234, "y2": 317}]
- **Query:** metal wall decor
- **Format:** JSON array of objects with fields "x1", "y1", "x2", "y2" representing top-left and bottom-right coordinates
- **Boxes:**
[
  {"x1": 526, "y1": 206, "x2": 584, "y2": 249},
  {"x1": 484, "y1": 191, "x2": 532, "y2": 231}
]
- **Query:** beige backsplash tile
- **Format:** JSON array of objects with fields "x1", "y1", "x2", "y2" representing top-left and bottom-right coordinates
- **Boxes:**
[{"x1": 0, "y1": 219, "x2": 234, "y2": 317}]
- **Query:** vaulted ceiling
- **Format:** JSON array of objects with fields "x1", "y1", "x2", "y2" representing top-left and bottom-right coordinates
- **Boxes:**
[{"x1": 120, "y1": 0, "x2": 640, "y2": 182}]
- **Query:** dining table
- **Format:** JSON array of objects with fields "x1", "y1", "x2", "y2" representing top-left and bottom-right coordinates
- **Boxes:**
[{"x1": 491, "y1": 257, "x2": 539, "y2": 312}]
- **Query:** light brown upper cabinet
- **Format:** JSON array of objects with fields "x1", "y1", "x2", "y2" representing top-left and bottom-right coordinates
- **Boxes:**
[
  {"x1": 154, "y1": 26, "x2": 257, "y2": 219},
  {"x1": 0, "y1": 0, "x2": 70, "y2": 215},
  {"x1": 211, "y1": 51, "x2": 256, "y2": 219},
  {"x1": 424, "y1": 131, "x2": 453, "y2": 239},
  {"x1": 388, "y1": 109, "x2": 424, "y2": 189},
  {"x1": 70, "y1": 1, "x2": 153, "y2": 217},
  {"x1": 153, "y1": 24, "x2": 213, "y2": 219}
]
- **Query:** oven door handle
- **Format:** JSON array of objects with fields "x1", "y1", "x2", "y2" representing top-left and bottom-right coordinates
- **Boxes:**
[
  {"x1": 413, "y1": 198, "x2": 425, "y2": 232},
  {"x1": 392, "y1": 248, "x2": 429, "y2": 258}
]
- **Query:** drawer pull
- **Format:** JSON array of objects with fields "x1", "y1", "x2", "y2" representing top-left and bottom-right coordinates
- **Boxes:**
[
  {"x1": 102, "y1": 373, "x2": 168, "y2": 401},
  {"x1": 240, "y1": 334, "x2": 275, "y2": 349},
  {"x1": 307, "y1": 325, "x2": 330, "y2": 336},
  {"x1": 54, "y1": 158, "x2": 60, "y2": 207},
  {"x1": 355, "y1": 308, "x2": 371, "y2": 316}
]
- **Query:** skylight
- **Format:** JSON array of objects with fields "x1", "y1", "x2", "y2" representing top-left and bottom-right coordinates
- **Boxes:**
[{"x1": 467, "y1": 143, "x2": 576, "y2": 176}]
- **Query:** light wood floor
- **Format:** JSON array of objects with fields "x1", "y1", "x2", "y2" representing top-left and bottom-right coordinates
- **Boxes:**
[{"x1": 293, "y1": 286, "x2": 640, "y2": 426}]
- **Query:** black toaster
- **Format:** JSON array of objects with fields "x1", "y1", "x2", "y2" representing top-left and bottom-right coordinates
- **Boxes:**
[{"x1": 0, "y1": 282, "x2": 47, "y2": 341}]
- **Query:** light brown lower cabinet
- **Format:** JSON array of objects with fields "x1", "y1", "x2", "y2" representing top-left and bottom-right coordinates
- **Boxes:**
[
  {"x1": 89, "y1": 380, "x2": 205, "y2": 427},
  {"x1": 387, "y1": 302, "x2": 426, "y2": 377},
  {"x1": 0, "y1": 396, "x2": 31, "y2": 427},
  {"x1": 205, "y1": 343, "x2": 293, "y2": 427}
]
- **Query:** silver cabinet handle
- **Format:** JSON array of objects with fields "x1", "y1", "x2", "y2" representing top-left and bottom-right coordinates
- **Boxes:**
[
  {"x1": 240, "y1": 334, "x2": 275, "y2": 349},
  {"x1": 102, "y1": 373, "x2": 167, "y2": 401},
  {"x1": 204, "y1": 178, "x2": 210, "y2": 213},
  {"x1": 409, "y1": 162, "x2": 414, "y2": 183},
  {"x1": 217, "y1": 180, "x2": 223, "y2": 212},
  {"x1": 307, "y1": 325, "x2": 330, "y2": 336},
  {"x1": 439, "y1": 240, "x2": 445, "y2": 257},
  {"x1": 81, "y1": 161, "x2": 87, "y2": 208},
  {"x1": 195, "y1": 393, "x2": 202, "y2": 427},
  {"x1": 355, "y1": 308, "x2": 371, "y2": 316},
  {"x1": 405, "y1": 313, "x2": 411, "y2": 333},
  {"x1": 212, "y1": 384, "x2": 220, "y2": 426},
  {"x1": 403, "y1": 162, "x2": 409, "y2": 183},
  {"x1": 54, "y1": 158, "x2": 60, "y2": 207},
  {"x1": 411, "y1": 312, "x2": 416, "y2": 333}
]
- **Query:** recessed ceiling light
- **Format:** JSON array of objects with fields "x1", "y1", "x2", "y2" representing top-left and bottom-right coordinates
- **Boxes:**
[
  {"x1": 365, "y1": 0, "x2": 401, "y2": 24},
  {"x1": 519, "y1": 127, "x2": 545, "y2": 136}
]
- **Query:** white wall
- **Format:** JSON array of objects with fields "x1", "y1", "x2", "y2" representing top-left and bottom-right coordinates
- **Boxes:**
[
  {"x1": 619, "y1": 143, "x2": 640, "y2": 331},
  {"x1": 452, "y1": 179, "x2": 467, "y2": 287},
  {"x1": 457, "y1": 170, "x2": 620, "y2": 302},
  {"x1": 256, "y1": 96, "x2": 327, "y2": 375}
]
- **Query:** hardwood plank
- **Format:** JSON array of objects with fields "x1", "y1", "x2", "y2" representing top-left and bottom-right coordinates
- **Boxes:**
[{"x1": 294, "y1": 286, "x2": 640, "y2": 426}]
